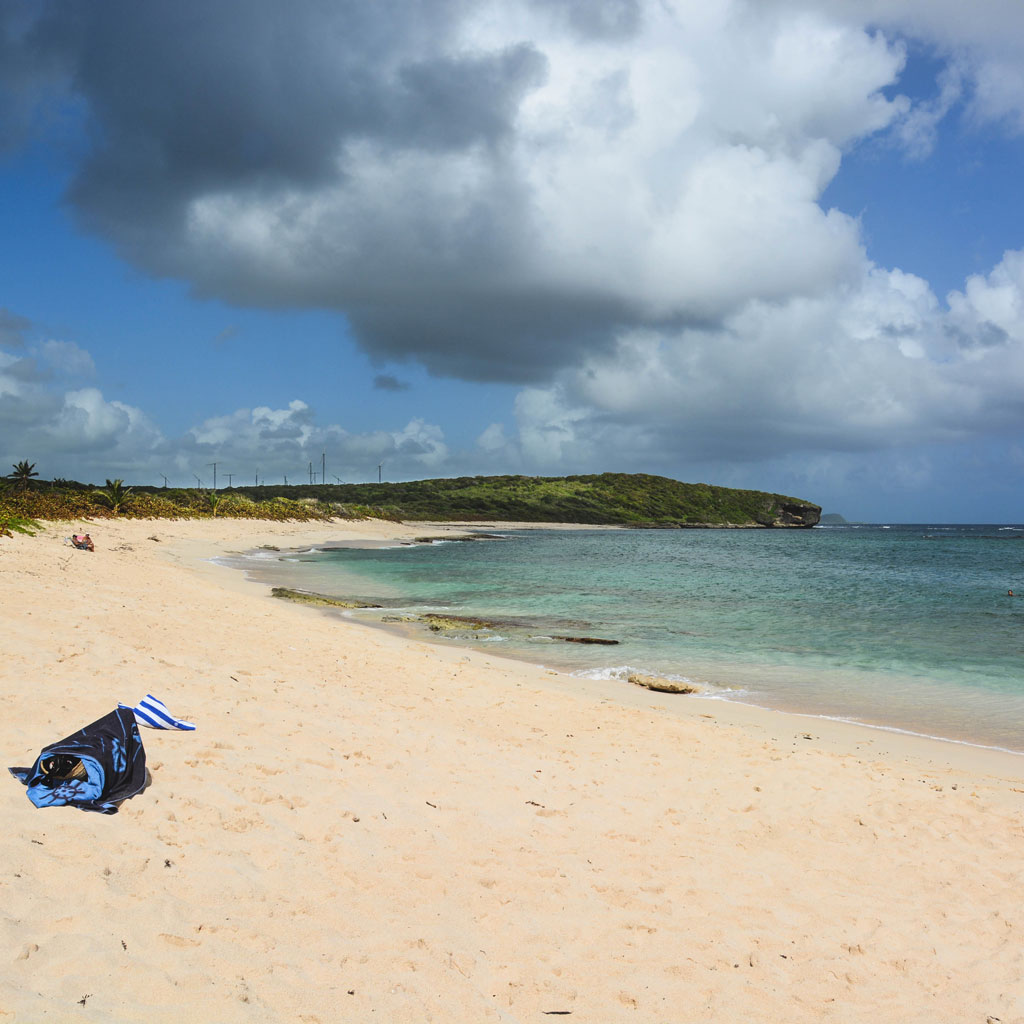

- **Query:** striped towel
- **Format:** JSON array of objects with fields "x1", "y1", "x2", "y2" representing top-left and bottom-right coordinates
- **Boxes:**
[{"x1": 119, "y1": 694, "x2": 196, "y2": 731}]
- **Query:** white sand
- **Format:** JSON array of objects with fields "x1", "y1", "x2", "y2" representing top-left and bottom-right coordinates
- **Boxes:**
[{"x1": 2, "y1": 517, "x2": 1023, "y2": 1023}]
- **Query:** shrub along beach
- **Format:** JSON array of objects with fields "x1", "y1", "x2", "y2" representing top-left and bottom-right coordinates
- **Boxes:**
[{"x1": 1, "y1": 475, "x2": 1022, "y2": 1022}]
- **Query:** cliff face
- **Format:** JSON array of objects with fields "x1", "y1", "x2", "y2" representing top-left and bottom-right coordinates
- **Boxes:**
[{"x1": 769, "y1": 501, "x2": 821, "y2": 528}]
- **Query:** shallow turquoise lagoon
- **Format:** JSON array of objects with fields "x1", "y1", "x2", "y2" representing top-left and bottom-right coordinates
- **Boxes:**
[{"x1": 233, "y1": 525, "x2": 1024, "y2": 752}]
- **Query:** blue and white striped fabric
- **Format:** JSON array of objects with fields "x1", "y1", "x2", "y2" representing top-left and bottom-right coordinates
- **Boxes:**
[{"x1": 119, "y1": 694, "x2": 196, "y2": 731}]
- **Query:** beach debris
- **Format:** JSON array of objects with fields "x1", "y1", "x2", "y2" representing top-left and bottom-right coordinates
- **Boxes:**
[
  {"x1": 271, "y1": 587, "x2": 382, "y2": 609},
  {"x1": 426, "y1": 801, "x2": 437, "y2": 808},
  {"x1": 553, "y1": 635, "x2": 619, "y2": 645},
  {"x1": 628, "y1": 673, "x2": 699, "y2": 694}
]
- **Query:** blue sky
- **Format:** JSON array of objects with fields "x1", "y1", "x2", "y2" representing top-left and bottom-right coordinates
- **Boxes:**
[{"x1": 2, "y1": 1, "x2": 1024, "y2": 521}]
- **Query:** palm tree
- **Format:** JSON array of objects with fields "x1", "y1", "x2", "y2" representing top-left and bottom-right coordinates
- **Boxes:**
[
  {"x1": 9, "y1": 460, "x2": 38, "y2": 492},
  {"x1": 93, "y1": 478, "x2": 134, "y2": 515}
]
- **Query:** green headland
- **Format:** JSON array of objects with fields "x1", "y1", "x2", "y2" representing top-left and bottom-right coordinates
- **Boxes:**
[{"x1": 3, "y1": 471, "x2": 820, "y2": 528}]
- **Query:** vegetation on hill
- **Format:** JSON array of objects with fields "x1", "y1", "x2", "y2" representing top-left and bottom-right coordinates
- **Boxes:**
[
  {"x1": 228, "y1": 473, "x2": 820, "y2": 527},
  {"x1": 1, "y1": 471, "x2": 820, "y2": 529}
]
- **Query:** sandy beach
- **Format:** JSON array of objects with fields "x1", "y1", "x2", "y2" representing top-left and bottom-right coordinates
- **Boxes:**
[{"x1": 2, "y1": 517, "x2": 1023, "y2": 1023}]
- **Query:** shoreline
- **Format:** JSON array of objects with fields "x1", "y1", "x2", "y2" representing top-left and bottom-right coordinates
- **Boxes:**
[
  {"x1": 3, "y1": 517, "x2": 1024, "y2": 1022},
  {"x1": 226, "y1": 524, "x2": 1024, "y2": 762}
]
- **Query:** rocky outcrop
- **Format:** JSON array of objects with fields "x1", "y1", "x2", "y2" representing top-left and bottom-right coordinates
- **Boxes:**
[
  {"x1": 769, "y1": 501, "x2": 821, "y2": 528},
  {"x1": 422, "y1": 613, "x2": 498, "y2": 632},
  {"x1": 271, "y1": 587, "x2": 381, "y2": 609},
  {"x1": 628, "y1": 673, "x2": 700, "y2": 694},
  {"x1": 553, "y1": 635, "x2": 620, "y2": 645}
]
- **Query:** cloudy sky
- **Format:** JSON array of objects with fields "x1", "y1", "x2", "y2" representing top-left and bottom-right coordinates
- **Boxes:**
[{"x1": 3, "y1": 0, "x2": 1024, "y2": 520}]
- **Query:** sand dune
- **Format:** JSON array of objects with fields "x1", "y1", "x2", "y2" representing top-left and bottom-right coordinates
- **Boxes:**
[{"x1": 2, "y1": 517, "x2": 1023, "y2": 1023}]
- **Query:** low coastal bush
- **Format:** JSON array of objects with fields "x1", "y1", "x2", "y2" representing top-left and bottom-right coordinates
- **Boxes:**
[
  {"x1": 0, "y1": 513, "x2": 42, "y2": 539},
  {"x1": 0, "y1": 485, "x2": 363, "y2": 524}
]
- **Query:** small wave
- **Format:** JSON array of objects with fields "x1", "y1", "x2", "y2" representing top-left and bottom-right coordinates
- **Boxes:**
[
  {"x1": 233, "y1": 550, "x2": 286, "y2": 562},
  {"x1": 571, "y1": 664, "x2": 742, "y2": 700}
]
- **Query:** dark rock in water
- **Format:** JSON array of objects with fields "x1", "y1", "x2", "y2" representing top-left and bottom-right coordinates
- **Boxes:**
[
  {"x1": 422, "y1": 613, "x2": 499, "y2": 632},
  {"x1": 553, "y1": 635, "x2": 620, "y2": 645},
  {"x1": 413, "y1": 533, "x2": 507, "y2": 544},
  {"x1": 271, "y1": 587, "x2": 382, "y2": 609},
  {"x1": 628, "y1": 673, "x2": 699, "y2": 694}
]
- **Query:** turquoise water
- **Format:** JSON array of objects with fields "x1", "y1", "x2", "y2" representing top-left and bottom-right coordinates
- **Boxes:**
[{"x1": 235, "y1": 525, "x2": 1024, "y2": 751}]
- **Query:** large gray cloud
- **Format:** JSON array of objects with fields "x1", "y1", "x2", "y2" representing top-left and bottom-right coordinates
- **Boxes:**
[{"x1": 1, "y1": 0, "x2": 902, "y2": 382}]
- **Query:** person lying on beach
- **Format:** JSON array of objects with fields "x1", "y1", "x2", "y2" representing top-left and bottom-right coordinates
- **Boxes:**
[{"x1": 71, "y1": 534, "x2": 94, "y2": 552}]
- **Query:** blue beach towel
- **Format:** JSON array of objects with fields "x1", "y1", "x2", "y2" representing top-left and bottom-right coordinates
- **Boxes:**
[
  {"x1": 9, "y1": 707, "x2": 147, "y2": 814},
  {"x1": 119, "y1": 694, "x2": 196, "y2": 731}
]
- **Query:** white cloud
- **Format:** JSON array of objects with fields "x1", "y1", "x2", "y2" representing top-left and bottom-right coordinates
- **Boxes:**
[
  {"x1": 812, "y1": 0, "x2": 1024, "y2": 132},
  {"x1": 48, "y1": 387, "x2": 159, "y2": 452},
  {"x1": 510, "y1": 248, "x2": 1024, "y2": 471},
  {"x1": 0, "y1": 334, "x2": 456, "y2": 484},
  {"x1": 37, "y1": 339, "x2": 96, "y2": 378},
  {"x1": 476, "y1": 422, "x2": 508, "y2": 452}
]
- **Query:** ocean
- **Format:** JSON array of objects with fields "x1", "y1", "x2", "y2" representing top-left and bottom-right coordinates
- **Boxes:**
[{"x1": 226, "y1": 524, "x2": 1024, "y2": 753}]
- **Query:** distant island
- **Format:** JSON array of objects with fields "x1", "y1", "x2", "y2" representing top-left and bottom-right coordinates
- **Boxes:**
[
  {"x1": 819, "y1": 513, "x2": 848, "y2": 524},
  {"x1": 3, "y1": 471, "x2": 821, "y2": 528}
]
